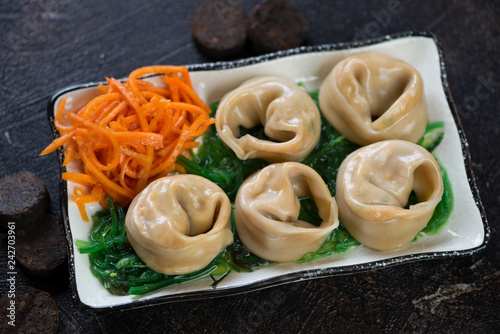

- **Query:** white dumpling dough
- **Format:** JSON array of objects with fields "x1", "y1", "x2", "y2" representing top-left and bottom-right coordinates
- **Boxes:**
[
  {"x1": 125, "y1": 174, "x2": 233, "y2": 275},
  {"x1": 216, "y1": 76, "x2": 321, "y2": 162},
  {"x1": 319, "y1": 53, "x2": 427, "y2": 146},
  {"x1": 335, "y1": 140, "x2": 444, "y2": 251},
  {"x1": 235, "y1": 162, "x2": 339, "y2": 262}
]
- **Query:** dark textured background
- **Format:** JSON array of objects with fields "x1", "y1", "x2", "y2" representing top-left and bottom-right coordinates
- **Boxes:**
[{"x1": 0, "y1": 0, "x2": 499, "y2": 333}]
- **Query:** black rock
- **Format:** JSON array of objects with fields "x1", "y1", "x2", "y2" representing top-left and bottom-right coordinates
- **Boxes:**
[
  {"x1": 248, "y1": 0, "x2": 308, "y2": 53},
  {"x1": 0, "y1": 285, "x2": 59, "y2": 334},
  {"x1": 16, "y1": 213, "x2": 68, "y2": 278},
  {"x1": 191, "y1": 0, "x2": 248, "y2": 59},
  {"x1": 0, "y1": 171, "x2": 49, "y2": 229}
]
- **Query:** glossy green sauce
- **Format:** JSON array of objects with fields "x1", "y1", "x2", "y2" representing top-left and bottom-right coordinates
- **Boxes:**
[{"x1": 77, "y1": 89, "x2": 453, "y2": 295}]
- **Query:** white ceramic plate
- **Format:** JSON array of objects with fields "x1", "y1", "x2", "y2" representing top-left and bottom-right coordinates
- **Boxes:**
[{"x1": 47, "y1": 32, "x2": 489, "y2": 312}]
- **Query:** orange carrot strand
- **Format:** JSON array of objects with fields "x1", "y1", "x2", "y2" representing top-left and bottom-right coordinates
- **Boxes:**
[{"x1": 41, "y1": 65, "x2": 212, "y2": 221}]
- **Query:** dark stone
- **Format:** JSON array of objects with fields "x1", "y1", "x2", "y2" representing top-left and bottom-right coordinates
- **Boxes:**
[
  {"x1": 191, "y1": 0, "x2": 248, "y2": 59},
  {"x1": 248, "y1": 0, "x2": 308, "y2": 53},
  {"x1": 0, "y1": 1, "x2": 498, "y2": 333},
  {"x1": 16, "y1": 213, "x2": 68, "y2": 278},
  {"x1": 0, "y1": 286, "x2": 59, "y2": 334},
  {"x1": 0, "y1": 171, "x2": 49, "y2": 229}
]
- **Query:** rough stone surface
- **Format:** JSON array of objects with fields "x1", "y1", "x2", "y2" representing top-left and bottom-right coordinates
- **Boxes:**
[
  {"x1": 0, "y1": 1, "x2": 498, "y2": 333},
  {"x1": 0, "y1": 285, "x2": 59, "y2": 333},
  {"x1": 191, "y1": 0, "x2": 248, "y2": 59},
  {"x1": 16, "y1": 213, "x2": 68, "y2": 278},
  {"x1": 0, "y1": 171, "x2": 49, "y2": 229}
]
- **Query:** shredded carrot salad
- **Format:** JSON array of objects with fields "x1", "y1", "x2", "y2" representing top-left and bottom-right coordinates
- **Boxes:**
[{"x1": 41, "y1": 65, "x2": 214, "y2": 221}]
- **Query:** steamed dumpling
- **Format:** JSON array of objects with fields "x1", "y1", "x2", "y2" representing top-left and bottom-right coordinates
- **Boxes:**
[
  {"x1": 125, "y1": 174, "x2": 233, "y2": 275},
  {"x1": 235, "y1": 162, "x2": 339, "y2": 262},
  {"x1": 216, "y1": 76, "x2": 321, "y2": 162},
  {"x1": 335, "y1": 140, "x2": 444, "y2": 251},
  {"x1": 319, "y1": 53, "x2": 427, "y2": 146}
]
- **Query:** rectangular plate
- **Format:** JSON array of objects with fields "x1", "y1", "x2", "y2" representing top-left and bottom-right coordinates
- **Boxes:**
[{"x1": 47, "y1": 31, "x2": 489, "y2": 312}]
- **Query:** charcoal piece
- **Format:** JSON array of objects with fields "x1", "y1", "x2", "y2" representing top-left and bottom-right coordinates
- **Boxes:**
[
  {"x1": 16, "y1": 213, "x2": 68, "y2": 278},
  {"x1": 0, "y1": 286, "x2": 59, "y2": 334},
  {"x1": 248, "y1": 0, "x2": 308, "y2": 53},
  {"x1": 191, "y1": 0, "x2": 247, "y2": 59},
  {"x1": 0, "y1": 171, "x2": 49, "y2": 229}
]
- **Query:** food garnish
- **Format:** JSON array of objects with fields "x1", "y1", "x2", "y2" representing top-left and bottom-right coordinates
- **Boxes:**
[{"x1": 41, "y1": 66, "x2": 214, "y2": 221}]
